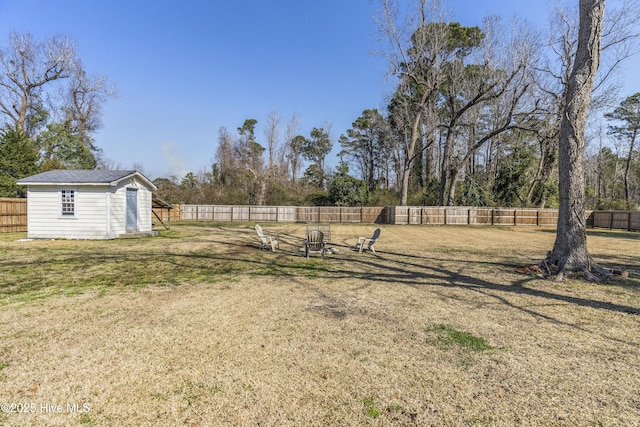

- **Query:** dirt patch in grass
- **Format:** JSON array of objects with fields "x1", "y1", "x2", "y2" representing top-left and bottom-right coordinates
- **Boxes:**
[{"x1": 0, "y1": 224, "x2": 639, "y2": 425}]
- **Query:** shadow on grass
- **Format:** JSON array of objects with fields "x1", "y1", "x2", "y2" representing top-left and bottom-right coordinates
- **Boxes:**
[
  {"x1": 1, "y1": 229, "x2": 638, "y2": 326},
  {"x1": 537, "y1": 227, "x2": 640, "y2": 240},
  {"x1": 344, "y1": 249, "x2": 640, "y2": 315},
  {"x1": 0, "y1": 235, "x2": 329, "y2": 302},
  {"x1": 295, "y1": 248, "x2": 640, "y2": 346},
  {"x1": 587, "y1": 229, "x2": 640, "y2": 239},
  {"x1": 168, "y1": 240, "x2": 640, "y2": 320}
]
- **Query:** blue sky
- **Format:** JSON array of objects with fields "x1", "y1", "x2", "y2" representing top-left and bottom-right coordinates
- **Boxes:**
[{"x1": 0, "y1": 1, "x2": 637, "y2": 180}]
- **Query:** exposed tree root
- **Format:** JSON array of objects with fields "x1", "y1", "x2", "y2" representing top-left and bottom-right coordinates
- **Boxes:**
[
  {"x1": 549, "y1": 260, "x2": 617, "y2": 283},
  {"x1": 516, "y1": 259, "x2": 624, "y2": 283}
]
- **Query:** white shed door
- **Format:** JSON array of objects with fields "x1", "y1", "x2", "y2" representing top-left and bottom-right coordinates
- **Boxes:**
[{"x1": 126, "y1": 189, "x2": 138, "y2": 231}]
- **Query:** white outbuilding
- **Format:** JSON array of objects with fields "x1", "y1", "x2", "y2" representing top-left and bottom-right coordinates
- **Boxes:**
[{"x1": 17, "y1": 169, "x2": 157, "y2": 240}]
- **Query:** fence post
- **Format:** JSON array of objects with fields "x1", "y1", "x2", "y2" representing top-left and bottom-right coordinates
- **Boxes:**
[
  {"x1": 610, "y1": 211, "x2": 614, "y2": 229},
  {"x1": 628, "y1": 211, "x2": 632, "y2": 231}
]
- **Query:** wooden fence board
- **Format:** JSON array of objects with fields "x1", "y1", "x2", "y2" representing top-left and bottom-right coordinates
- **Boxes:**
[
  {"x1": 492, "y1": 208, "x2": 514, "y2": 225},
  {"x1": 296, "y1": 207, "x2": 319, "y2": 223},
  {"x1": 515, "y1": 210, "x2": 539, "y2": 226},
  {"x1": 613, "y1": 212, "x2": 630, "y2": 230},
  {"x1": 423, "y1": 207, "x2": 444, "y2": 225},
  {"x1": 319, "y1": 207, "x2": 341, "y2": 223},
  {"x1": 471, "y1": 208, "x2": 494, "y2": 225},
  {"x1": 537, "y1": 209, "x2": 558, "y2": 226},
  {"x1": 386, "y1": 206, "x2": 562, "y2": 227},
  {"x1": 151, "y1": 207, "x2": 175, "y2": 227},
  {"x1": 179, "y1": 205, "x2": 298, "y2": 223},
  {"x1": 0, "y1": 197, "x2": 27, "y2": 232},
  {"x1": 446, "y1": 207, "x2": 468, "y2": 225},
  {"x1": 631, "y1": 211, "x2": 640, "y2": 231},
  {"x1": 407, "y1": 207, "x2": 421, "y2": 225},
  {"x1": 590, "y1": 210, "x2": 640, "y2": 231}
]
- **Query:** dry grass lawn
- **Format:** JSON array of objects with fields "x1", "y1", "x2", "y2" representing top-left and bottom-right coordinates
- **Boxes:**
[{"x1": 0, "y1": 223, "x2": 639, "y2": 426}]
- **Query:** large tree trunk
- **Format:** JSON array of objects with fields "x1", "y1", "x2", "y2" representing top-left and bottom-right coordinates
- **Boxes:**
[
  {"x1": 446, "y1": 167, "x2": 461, "y2": 206},
  {"x1": 547, "y1": 0, "x2": 605, "y2": 279},
  {"x1": 400, "y1": 163, "x2": 411, "y2": 206},
  {"x1": 624, "y1": 130, "x2": 636, "y2": 207},
  {"x1": 400, "y1": 95, "x2": 428, "y2": 206},
  {"x1": 438, "y1": 130, "x2": 454, "y2": 206},
  {"x1": 526, "y1": 139, "x2": 557, "y2": 208}
]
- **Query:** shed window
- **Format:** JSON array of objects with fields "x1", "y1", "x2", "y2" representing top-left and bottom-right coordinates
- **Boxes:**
[{"x1": 61, "y1": 189, "x2": 75, "y2": 216}]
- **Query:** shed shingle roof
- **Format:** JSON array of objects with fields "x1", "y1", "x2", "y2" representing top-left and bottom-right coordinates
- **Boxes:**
[
  {"x1": 17, "y1": 170, "x2": 156, "y2": 190},
  {"x1": 18, "y1": 170, "x2": 137, "y2": 184}
]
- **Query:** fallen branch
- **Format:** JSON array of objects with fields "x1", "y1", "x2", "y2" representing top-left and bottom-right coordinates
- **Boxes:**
[{"x1": 515, "y1": 265, "x2": 546, "y2": 279}]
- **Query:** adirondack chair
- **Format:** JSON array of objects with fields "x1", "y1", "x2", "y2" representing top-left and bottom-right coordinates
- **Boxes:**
[
  {"x1": 356, "y1": 228, "x2": 380, "y2": 253},
  {"x1": 255, "y1": 224, "x2": 279, "y2": 252},
  {"x1": 304, "y1": 230, "x2": 325, "y2": 259}
]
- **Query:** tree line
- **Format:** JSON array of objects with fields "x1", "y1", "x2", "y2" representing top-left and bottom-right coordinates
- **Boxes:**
[
  {"x1": 1, "y1": 2, "x2": 638, "y2": 211},
  {"x1": 154, "y1": 1, "x2": 638, "y2": 209}
]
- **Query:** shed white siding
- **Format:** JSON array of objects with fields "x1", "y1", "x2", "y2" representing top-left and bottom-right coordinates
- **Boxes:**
[
  {"x1": 24, "y1": 179, "x2": 154, "y2": 239},
  {"x1": 138, "y1": 184, "x2": 153, "y2": 231},
  {"x1": 26, "y1": 186, "x2": 109, "y2": 239}
]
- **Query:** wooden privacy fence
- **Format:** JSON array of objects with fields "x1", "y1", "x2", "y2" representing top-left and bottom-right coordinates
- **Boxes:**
[
  {"x1": 589, "y1": 210, "x2": 640, "y2": 231},
  {"x1": 0, "y1": 197, "x2": 27, "y2": 232},
  {"x1": 388, "y1": 206, "x2": 560, "y2": 226},
  {"x1": 177, "y1": 205, "x2": 558, "y2": 226},
  {"x1": 3, "y1": 197, "x2": 638, "y2": 232},
  {"x1": 178, "y1": 205, "x2": 389, "y2": 224},
  {"x1": 296, "y1": 206, "x2": 389, "y2": 223}
]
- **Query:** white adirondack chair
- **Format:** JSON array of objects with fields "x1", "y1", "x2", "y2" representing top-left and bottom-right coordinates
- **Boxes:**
[
  {"x1": 255, "y1": 224, "x2": 280, "y2": 252},
  {"x1": 356, "y1": 228, "x2": 380, "y2": 253}
]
